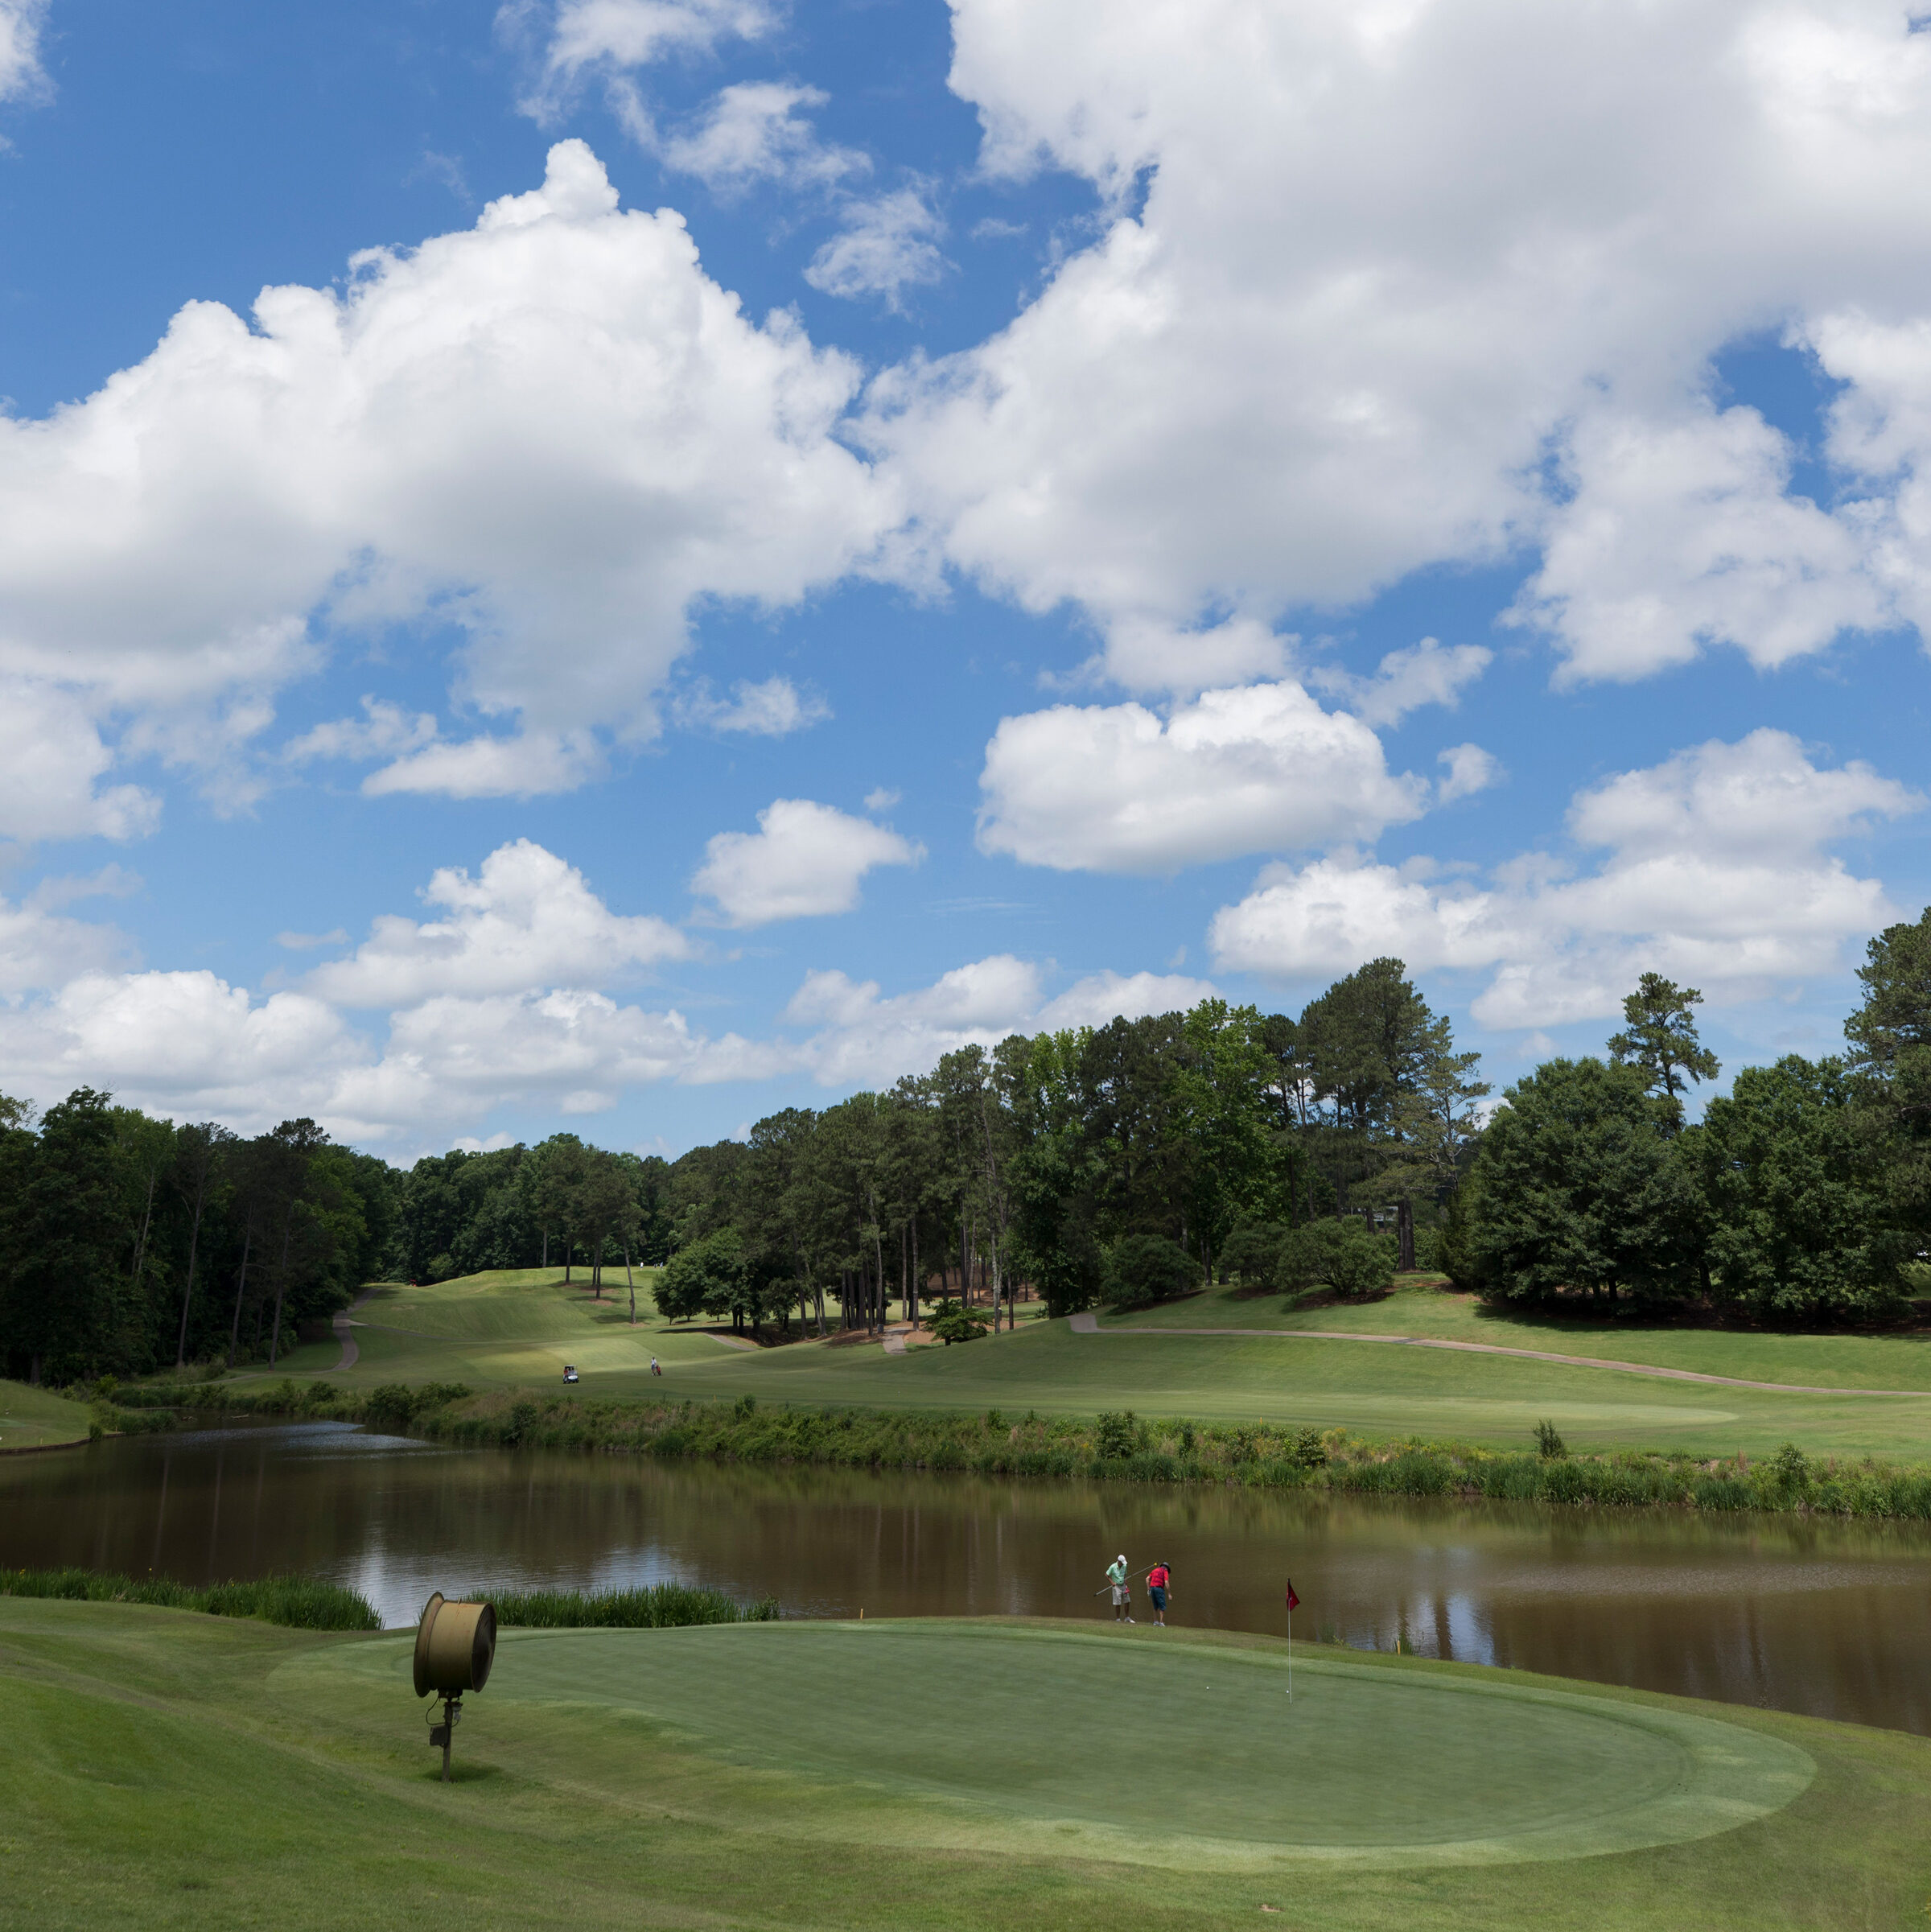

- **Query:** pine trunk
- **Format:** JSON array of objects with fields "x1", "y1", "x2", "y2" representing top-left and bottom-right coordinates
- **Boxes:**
[{"x1": 226, "y1": 1223, "x2": 251, "y2": 1369}]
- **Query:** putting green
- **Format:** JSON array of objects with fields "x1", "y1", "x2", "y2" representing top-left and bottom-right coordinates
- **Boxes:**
[{"x1": 315, "y1": 1621, "x2": 1812, "y2": 1868}]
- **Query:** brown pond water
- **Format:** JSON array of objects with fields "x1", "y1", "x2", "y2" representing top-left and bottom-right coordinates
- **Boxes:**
[{"x1": 4, "y1": 1421, "x2": 1929, "y2": 1734}]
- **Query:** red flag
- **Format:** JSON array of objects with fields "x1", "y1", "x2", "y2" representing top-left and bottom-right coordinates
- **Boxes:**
[{"x1": 1285, "y1": 1580, "x2": 1300, "y2": 1612}]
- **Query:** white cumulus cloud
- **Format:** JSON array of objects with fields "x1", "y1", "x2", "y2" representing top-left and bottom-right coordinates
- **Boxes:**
[
  {"x1": 978, "y1": 681, "x2": 1426, "y2": 874},
  {"x1": 863, "y1": 0, "x2": 1931, "y2": 688},
  {"x1": 0, "y1": 678, "x2": 159, "y2": 843},
  {"x1": 692, "y1": 798, "x2": 923, "y2": 925},
  {"x1": 654, "y1": 80, "x2": 867, "y2": 192},
  {"x1": 1512, "y1": 402, "x2": 1894, "y2": 682},
  {"x1": 1210, "y1": 729, "x2": 1918, "y2": 1027},
  {"x1": 308, "y1": 838, "x2": 687, "y2": 1008},
  {"x1": 806, "y1": 187, "x2": 949, "y2": 310},
  {"x1": 671, "y1": 674, "x2": 830, "y2": 736},
  {"x1": 1309, "y1": 638, "x2": 1492, "y2": 729},
  {"x1": 0, "y1": 141, "x2": 891, "y2": 804},
  {"x1": 511, "y1": 0, "x2": 775, "y2": 105}
]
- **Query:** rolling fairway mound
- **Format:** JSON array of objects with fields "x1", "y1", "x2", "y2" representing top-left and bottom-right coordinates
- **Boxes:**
[
  {"x1": 3, "y1": 1598, "x2": 1927, "y2": 1930},
  {"x1": 237, "y1": 1268, "x2": 1931, "y2": 1460},
  {"x1": 1106, "y1": 1278, "x2": 1931, "y2": 1391},
  {"x1": 0, "y1": 1378, "x2": 93, "y2": 1452},
  {"x1": 249, "y1": 1267, "x2": 720, "y2": 1389}
]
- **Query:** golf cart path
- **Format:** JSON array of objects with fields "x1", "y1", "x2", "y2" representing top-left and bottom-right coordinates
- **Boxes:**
[
  {"x1": 331, "y1": 1285, "x2": 381, "y2": 1371},
  {"x1": 1065, "y1": 1309, "x2": 1921, "y2": 1397}
]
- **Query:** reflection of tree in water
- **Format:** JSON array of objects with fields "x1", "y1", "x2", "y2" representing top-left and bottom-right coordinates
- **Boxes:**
[{"x1": 6, "y1": 1431, "x2": 1931, "y2": 1732}]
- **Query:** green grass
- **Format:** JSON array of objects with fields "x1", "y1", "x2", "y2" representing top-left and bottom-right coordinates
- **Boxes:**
[
  {"x1": 0, "y1": 1378, "x2": 94, "y2": 1452},
  {"x1": 4, "y1": 1597, "x2": 1929, "y2": 1929},
  {"x1": 1110, "y1": 1275, "x2": 1931, "y2": 1389},
  {"x1": 188, "y1": 1267, "x2": 1931, "y2": 1462},
  {"x1": 248, "y1": 1267, "x2": 729, "y2": 1388}
]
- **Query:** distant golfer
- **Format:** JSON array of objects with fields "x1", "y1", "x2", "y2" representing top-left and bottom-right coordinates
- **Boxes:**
[
  {"x1": 1147, "y1": 1559, "x2": 1171, "y2": 1625},
  {"x1": 1106, "y1": 1553, "x2": 1134, "y2": 1623},
  {"x1": 650, "y1": 1356, "x2": 661, "y2": 1377}
]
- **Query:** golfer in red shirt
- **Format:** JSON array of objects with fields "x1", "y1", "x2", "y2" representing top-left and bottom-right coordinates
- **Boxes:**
[{"x1": 1147, "y1": 1561, "x2": 1172, "y2": 1625}]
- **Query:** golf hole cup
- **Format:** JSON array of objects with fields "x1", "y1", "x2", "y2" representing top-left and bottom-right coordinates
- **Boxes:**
[{"x1": 414, "y1": 1591, "x2": 496, "y2": 1781}]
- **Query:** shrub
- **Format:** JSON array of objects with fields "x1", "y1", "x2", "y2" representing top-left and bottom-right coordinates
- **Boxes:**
[
  {"x1": 1291, "y1": 1427, "x2": 1328, "y2": 1469},
  {"x1": 1220, "y1": 1221, "x2": 1291, "y2": 1288},
  {"x1": 1281, "y1": 1219, "x2": 1398, "y2": 1299},
  {"x1": 488, "y1": 1583, "x2": 777, "y2": 1628},
  {"x1": 1094, "y1": 1411, "x2": 1140, "y2": 1459},
  {"x1": 1102, "y1": 1233, "x2": 1202, "y2": 1308},
  {"x1": 1534, "y1": 1419, "x2": 1567, "y2": 1460},
  {"x1": 928, "y1": 1298, "x2": 988, "y2": 1344}
]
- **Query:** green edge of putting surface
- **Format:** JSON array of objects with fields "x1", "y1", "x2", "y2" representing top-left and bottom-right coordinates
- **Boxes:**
[{"x1": 301, "y1": 1619, "x2": 1814, "y2": 1872}]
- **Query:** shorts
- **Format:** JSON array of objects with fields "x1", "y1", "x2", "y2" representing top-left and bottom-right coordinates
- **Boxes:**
[
  {"x1": 1111, "y1": 1584, "x2": 1130, "y2": 1605},
  {"x1": 1148, "y1": 1586, "x2": 1167, "y2": 1611}
]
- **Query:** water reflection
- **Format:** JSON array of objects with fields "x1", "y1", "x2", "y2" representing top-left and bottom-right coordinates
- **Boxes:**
[{"x1": 3, "y1": 1423, "x2": 1929, "y2": 1732}]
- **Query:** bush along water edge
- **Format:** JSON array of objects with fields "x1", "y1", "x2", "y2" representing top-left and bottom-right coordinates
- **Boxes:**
[
  {"x1": 0, "y1": 1566, "x2": 381, "y2": 1630},
  {"x1": 96, "y1": 1377, "x2": 1931, "y2": 1524},
  {"x1": 0, "y1": 1566, "x2": 779, "y2": 1632}
]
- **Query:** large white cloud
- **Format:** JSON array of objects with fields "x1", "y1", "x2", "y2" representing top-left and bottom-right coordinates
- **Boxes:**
[
  {"x1": 692, "y1": 798, "x2": 924, "y2": 925},
  {"x1": 0, "y1": 678, "x2": 159, "y2": 842},
  {"x1": 861, "y1": 0, "x2": 1931, "y2": 686},
  {"x1": 1210, "y1": 729, "x2": 1918, "y2": 1028},
  {"x1": 0, "y1": 971, "x2": 360, "y2": 1126},
  {"x1": 307, "y1": 838, "x2": 687, "y2": 1008},
  {"x1": 1512, "y1": 402, "x2": 1893, "y2": 682},
  {"x1": 978, "y1": 681, "x2": 1427, "y2": 873},
  {"x1": 0, "y1": 892, "x2": 130, "y2": 999},
  {"x1": 0, "y1": 140, "x2": 891, "y2": 810}
]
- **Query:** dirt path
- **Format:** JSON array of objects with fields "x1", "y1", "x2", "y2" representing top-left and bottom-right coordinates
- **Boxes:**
[
  {"x1": 1064, "y1": 1309, "x2": 1923, "y2": 1398},
  {"x1": 331, "y1": 1286, "x2": 381, "y2": 1371}
]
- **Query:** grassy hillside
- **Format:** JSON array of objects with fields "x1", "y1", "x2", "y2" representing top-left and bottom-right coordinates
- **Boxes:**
[
  {"x1": 0, "y1": 1379, "x2": 94, "y2": 1452},
  {"x1": 1110, "y1": 1275, "x2": 1931, "y2": 1390},
  {"x1": 222, "y1": 1267, "x2": 1931, "y2": 1461},
  {"x1": 5, "y1": 1597, "x2": 1928, "y2": 1930}
]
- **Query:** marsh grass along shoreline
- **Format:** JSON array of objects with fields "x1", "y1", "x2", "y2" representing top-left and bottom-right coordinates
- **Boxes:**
[{"x1": 97, "y1": 1374, "x2": 1931, "y2": 1523}]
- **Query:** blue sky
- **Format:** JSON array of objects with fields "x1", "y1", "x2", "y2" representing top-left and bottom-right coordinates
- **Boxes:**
[{"x1": 1, "y1": 0, "x2": 1929, "y2": 1160}]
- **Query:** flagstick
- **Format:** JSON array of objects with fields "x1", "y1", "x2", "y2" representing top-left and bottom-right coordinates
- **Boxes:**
[{"x1": 1287, "y1": 1605, "x2": 1292, "y2": 1701}]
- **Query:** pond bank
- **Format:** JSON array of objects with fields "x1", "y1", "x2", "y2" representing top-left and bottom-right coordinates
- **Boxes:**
[{"x1": 101, "y1": 1376, "x2": 1931, "y2": 1522}]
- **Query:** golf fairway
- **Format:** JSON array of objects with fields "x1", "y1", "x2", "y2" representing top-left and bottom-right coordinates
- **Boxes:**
[{"x1": 311, "y1": 1619, "x2": 1814, "y2": 1868}]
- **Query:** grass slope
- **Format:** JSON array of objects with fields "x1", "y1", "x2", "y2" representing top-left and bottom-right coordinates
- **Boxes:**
[
  {"x1": 3, "y1": 1597, "x2": 1927, "y2": 1930},
  {"x1": 1111, "y1": 1277, "x2": 1931, "y2": 1389},
  {"x1": 0, "y1": 1379, "x2": 93, "y2": 1452},
  {"x1": 241, "y1": 1269, "x2": 1931, "y2": 1461}
]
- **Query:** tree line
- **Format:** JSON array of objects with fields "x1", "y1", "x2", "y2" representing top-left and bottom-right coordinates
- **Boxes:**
[
  {"x1": 396, "y1": 964, "x2": 1497, "y2": 1338},
  {"x1": 0, "y1": 1093, "x2": 397, "y2": 1386},
  {"x1": 1455, "y1": 911, "x2": 1931, "y2": 1322},
  {"x1": 8, "y1": 904, "x2": 1931, "y2": 1382}
]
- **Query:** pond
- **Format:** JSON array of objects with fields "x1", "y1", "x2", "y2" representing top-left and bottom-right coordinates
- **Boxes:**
[{"x1": 4, "y1": 1423, "x2": 1929, "y2": 1734}]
